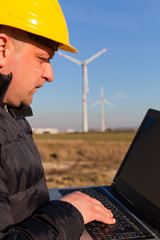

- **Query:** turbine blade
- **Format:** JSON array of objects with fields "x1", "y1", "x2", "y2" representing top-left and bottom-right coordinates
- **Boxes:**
[
  {"x1": 57, "y1": 51, "x2": 82, "y2": 66},
  {"x1": 91, "y1": 100, "x2": 101, "y2": 107},
  {"x1": 104, "y1": 99, "x2": 114, "y2": 108},
  {"x1": 84, "y1": 48, "x2": 108, "y2": 65}
]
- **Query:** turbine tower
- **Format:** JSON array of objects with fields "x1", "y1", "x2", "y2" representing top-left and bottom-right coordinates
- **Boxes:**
[
  {"x1": 91, "y1": 87, "x2": 114, "y2": 132},
  {"x1": 57, "y1": 48, "x2": 107, "y2": 132}
]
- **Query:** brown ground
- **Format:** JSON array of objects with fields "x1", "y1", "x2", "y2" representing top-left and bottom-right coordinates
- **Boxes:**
[{"x1": 34, "y1": 132, "x2": 135, "y2": 189}]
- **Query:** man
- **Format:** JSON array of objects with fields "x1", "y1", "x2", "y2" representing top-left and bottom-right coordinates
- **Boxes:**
[{"x1": 0, "y1": 0, "x2": 115, "y2": 239}]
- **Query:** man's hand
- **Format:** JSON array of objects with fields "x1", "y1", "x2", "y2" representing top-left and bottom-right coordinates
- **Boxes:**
[{"x1": 60, "y1": 191, "x2": 116, "y2": 225}]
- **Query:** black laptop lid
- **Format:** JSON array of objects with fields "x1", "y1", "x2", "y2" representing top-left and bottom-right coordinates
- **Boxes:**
[{"x1": 112, "y1": 109, "x2": 160, "y2": 226}]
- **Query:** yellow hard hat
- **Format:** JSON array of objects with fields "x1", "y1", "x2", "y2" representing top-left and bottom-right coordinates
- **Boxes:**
[{"x1": 0, "y1": 0, "x2": 78, "y2": 53}]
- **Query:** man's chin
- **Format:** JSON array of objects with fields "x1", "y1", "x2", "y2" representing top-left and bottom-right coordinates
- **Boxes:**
[
  {"x1": 21, "y1": 96, "x2": 33, "y2": 107},
  {"x1": 3, "y1": 95, "x2": 33, "y2": 108}
]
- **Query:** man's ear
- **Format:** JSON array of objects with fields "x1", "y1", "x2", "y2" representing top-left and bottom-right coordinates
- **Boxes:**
[{"x1": 0, "y1": 34, "x2": 10, "y2": 68}]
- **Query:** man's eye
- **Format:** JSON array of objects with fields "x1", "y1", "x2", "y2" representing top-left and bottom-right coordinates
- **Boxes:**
[{"x1": 39, "y1": 57, "x2": 50, "y2": 63}]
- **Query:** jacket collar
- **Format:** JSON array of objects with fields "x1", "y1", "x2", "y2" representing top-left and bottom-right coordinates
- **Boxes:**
[
  {"x1": 6, "y1": 105, "x2": 33, "y2": 119},
  {"x1": 0, "y1": 72, "x2": 12, "y2": 103},
  {"x1": 0, "y1": 72, "x2": 33, "y2": 119}
]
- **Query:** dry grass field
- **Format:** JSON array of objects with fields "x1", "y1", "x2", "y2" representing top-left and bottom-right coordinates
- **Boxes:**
[{"x1": 33, "y1": 131, "x2": 136, "y2": 188}]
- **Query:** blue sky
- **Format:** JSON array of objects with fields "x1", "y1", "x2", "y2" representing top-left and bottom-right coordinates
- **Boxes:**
[{"x1": 29, "y1": 0, "x2": 160, "y2": 131}]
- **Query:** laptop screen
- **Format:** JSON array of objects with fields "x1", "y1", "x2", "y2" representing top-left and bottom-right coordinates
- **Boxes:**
[{"x1": 113, "y1": 109, "x2": 160, "y2": 225}]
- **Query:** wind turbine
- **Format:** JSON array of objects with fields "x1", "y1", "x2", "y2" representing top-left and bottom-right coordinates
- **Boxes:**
[
  {"x1": 57, "y1": 48, "x2": 107, "y2": 132},
  {"x1": 91, "y1": 87, "x2": 114, "y2": 132}
]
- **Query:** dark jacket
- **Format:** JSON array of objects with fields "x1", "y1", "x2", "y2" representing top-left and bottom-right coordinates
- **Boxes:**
[{"x1": 0, "y1": 73, "x2": 84, "y2": 239}]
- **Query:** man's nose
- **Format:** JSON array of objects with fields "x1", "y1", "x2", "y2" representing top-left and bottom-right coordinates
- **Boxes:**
[{"x1": 42, "y1": 63, "x2": 54, "y2": 82}]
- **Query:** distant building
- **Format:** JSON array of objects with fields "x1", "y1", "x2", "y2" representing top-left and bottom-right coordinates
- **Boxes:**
[
  {"x1": 66, "y1": 129, "x2": 74, "y2": 133},
  {"x1": 32, "y1": 128, "x2": 59, "y2": 134}
]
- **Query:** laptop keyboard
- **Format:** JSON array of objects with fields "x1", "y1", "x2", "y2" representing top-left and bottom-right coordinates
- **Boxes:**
[{"x1": 60, "y1": 187, "x2": 154, "y2": 240}]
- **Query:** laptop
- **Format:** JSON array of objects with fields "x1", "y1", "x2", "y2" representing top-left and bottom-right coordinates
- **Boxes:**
[{"x1": 49, "y1": 108, "x2": 160, "y2": 240}]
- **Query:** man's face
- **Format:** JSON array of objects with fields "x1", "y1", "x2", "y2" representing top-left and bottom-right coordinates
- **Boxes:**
[{"x1": 3, "y1": 38, "x2": 55, "y2": 107}]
